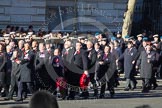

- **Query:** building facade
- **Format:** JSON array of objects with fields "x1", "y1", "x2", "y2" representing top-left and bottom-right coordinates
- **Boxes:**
[
  {"x1": 132, "y1": 0, "x2": 162, "y2": 35},
  {"x1": 0, "y1": 0, "x2": 128, "y2": 33},
  {"x1": 0, "y1": 0, "x2": 46, "y2": 31}
]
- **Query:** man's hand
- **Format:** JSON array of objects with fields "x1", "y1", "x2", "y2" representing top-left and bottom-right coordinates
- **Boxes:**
[
  {"x1": 147, "y1": 59, "x2": 150, "y2": 63},
  {"x1": 116, "y1": 59, "x2": 119, "y2": 63},
  {"x1": 99, "y1": 61, "x2": 104, "y2": 65},
  {"x1": 132, "y1": 60, "x2": 135, "y2": 64},
  {"x1": 97, "y1": 54, "x2": 101, "y2": 58},
  {"x1": 135, "y1": 66, "x2": 138, "y2": 69},
  {"x1": 84, "y1": 70, "x2": 89, "y2": 77},
  {"x1": 16, "y1": 60, "x2": 21, "y2": 64}
]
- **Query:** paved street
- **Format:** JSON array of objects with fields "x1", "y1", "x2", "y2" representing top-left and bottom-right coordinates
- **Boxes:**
[{"x1": 0, "y1": 77, "x2": 162, "y2": 108}]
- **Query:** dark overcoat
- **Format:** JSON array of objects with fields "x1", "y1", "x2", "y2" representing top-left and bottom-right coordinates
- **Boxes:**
[
  {"x1": 136, "y1": 51, "x2": 156, "y2": 78},
  {"x1": 119, "y1": 47, "x2": 137, "y2": 78},
  {"x1": 20, "y1": 50, "x2": 34, "y2": 82},
  {"x1": 0, "y1": 52, "x2": 7, "y2": 84}
]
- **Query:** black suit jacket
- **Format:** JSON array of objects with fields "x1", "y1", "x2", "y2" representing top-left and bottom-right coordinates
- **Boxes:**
[
  {"x1": 11, "y1": 60, "x2": 20, "y2": 80},
  {"x1": 20, "y1": 50, "x2": 34, "y2": 82},
  {"x1": 73, "y1": 49, "x2": 88, "y2": 71},
  {"x1": 35, "y1": 51, "x2": 50, "y2": 70},
  {"x1": 62, "y1": 47, "x2": 75, "y2": 64},
  {"x1": 0, "y1": 52, "x2": 6, "y2": 72},
  {"x1": 87, "y1": 49, "x2": 97, "y2": 70},
  {"x1": 96, "y1": 52, "x2": 112, "y2": 79}
]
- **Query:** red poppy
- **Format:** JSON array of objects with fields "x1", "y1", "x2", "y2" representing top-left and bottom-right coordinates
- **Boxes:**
[
  {"x1": 55, "y1": 58, "x2": 59, "y2": 63},
  {"x1": 56, "y1": 77, "x2": 66, "y2": 91},
  {"x1": 80, "y1": 73, "x2": 90, "y2": 89}
]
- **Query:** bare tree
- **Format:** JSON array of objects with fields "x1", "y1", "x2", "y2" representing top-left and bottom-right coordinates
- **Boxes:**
[{"x1": 122, "y1": 0, "x2": 137, "y2": 37}]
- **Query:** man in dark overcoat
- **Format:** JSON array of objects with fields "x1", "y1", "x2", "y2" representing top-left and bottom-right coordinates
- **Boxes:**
[
  {"x1": 0, "y1": 44, "x2": 7, "y2": 97},
  {"x1": 118, "y1": 41, "x2": 137, "y2": 91},
  {"x1": 136, "y1": 43, "x2": 156, "y2": 93},
  {"x1": 16, "y1": 42, "x2": 34, "y2": 101}
]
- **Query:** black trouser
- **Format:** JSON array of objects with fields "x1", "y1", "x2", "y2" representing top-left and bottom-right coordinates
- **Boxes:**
[
  {"x1": 7, "y1": 74, "x2": 19, "y2": 99},
  {"x1": 53, "y1": 66, "x2": 66, "y2": 98},
  {"x1": 90, "y1": 73, "x2": 98, "y2": 96},
  {"x1": 142, "y1": 78, "x2": 150, "y2": 91},
  {"x1": 0, "y1": 72, "x2": 5, "y2": 91},
  {"x1": 150, "y1": 69, "x2": 157, "y2": 87},
  {"x1": 65, "y1": 71, "x2": 80, "y2": 98},
  {"x1": 17, "y1": 82, "x2": 33, "y2": 99},
  {"x1": 4, "y1": 72, "x2": 11, "y2": 96},
  {"x1": 100, "y1": 76, "x2": 115, "y2": 96},
  {"x1": 0, "y1": 72, "x2": 10, "y2": 96},
  {"x1": 160, "y1": 65, "x2": 162, "y2": 78},
  {"x1": 114, "y1": 70, "x2": 120, "y2": 86}
]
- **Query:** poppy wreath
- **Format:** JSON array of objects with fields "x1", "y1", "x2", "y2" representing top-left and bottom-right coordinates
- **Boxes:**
[{"x1": 80, "y1": 73, "x2": 90, "y2": 89}]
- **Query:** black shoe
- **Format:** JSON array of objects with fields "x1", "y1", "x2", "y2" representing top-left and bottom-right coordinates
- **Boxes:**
[
  {"x1": 67, "y1": 97, "x2": 75, "y2": 100},
  {"x1": 110, "y1": 93, "x2": 114, "y2": 98},
  {"x1": 15, "y1": 98, "x2": 23, "y2": 102},
  {"x1": 79, "y1": 92, "x2": 84, "y2": 97},
  {"x1": 94, "y1": 95, "x2": 98, "y2": 99},
  {"x1": 99, "y1": 94, "x2": 105, "y2": 99},
  {"x1": 4, "y1": 97, "x2": 12, "y2": 101},
  {"x1": 124, "y1": 88, "x2": 129, "y2": 91},
  {"x1": 134, "y1": 84, "x2": 137, "y2": 89},
  {"x1": 93, "y1": 93, "x2": 98, "y2": 99},
  {"x1": 1, "y1": 92, "x2": 6, "y2": 97},
  {"x1": 134, "y1": 81, "x2": 137, "y2": 89},
  {"x1": 130, "y1": 88, "x2": 135, "y2": 91},
  {"x1": 80, "y1": 92, "x2": 89, "y2": 98},
  {"x1": 142, "y1": 89, "x2": 149, "y2": 93},
  {"x1": 23, "y1": 93, "x2": 27, "y2": 100},
  {"x1": 62, "y1": 96, "x2": 67, "y2": 100},
  {"x1": 153, "y1": 84, "x2": 158, "y2": 90},
  {"x1": 117, "y1": 81, "x2": 120, "y2": 86},
  {"x1": 23, "y1": 95, "x2": 28, "y2": 100},
  {"x1": 83, "y1": 92, "x2": 89, "y2": 99},
  {"x1": 93, "y1": 90, "x2": 98, "y2": 97},
  {"x1": 110, "y1": 91, "x2": 115, "y2": 98},
  {"x1": 67, "y1": 96, "x2": 75, "y2": 100}
]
